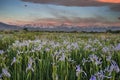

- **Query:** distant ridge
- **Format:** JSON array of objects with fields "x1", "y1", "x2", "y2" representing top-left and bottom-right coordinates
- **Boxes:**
[{"x1": 0, "y1": 22, "x2": 22, "y2": 30}]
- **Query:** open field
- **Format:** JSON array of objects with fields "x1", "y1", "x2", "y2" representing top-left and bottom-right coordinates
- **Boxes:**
[{"x1": 0, "y1": 31, "x2": 120, "y2": 80}]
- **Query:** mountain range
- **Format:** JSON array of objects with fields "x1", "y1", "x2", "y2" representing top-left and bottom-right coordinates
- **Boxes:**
[
  {"x1": 0, "y1": 22, "x2": 120, "y2": 32},
  {"x1": 0, "y1": 22, "x2": 22, "y2": 30}
]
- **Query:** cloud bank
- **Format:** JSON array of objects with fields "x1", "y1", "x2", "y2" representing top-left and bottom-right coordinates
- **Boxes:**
[
  {"x1": 21, "y1": 0, "x2": 120, "y2": 12},
  {"x1": 21, "y1": 0, "x2": 120, "y2": 6}
]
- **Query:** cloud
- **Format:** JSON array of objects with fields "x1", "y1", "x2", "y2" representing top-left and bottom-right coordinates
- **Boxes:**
[
  {"x1": 21, "y1": 0, "x2": 120, "y2": 12},
  {"x1": 110, "y1": 4, "x2": 120, "y2": 12},
  {"x1": 20, "y1": 0, "x2": 120, "y2": 27},
  {"x1": 33, "y1": 16, "x2": 113, "y2": 24},
  {"x1": 27, "y1": 4, "x2": 120, "y2": 26},
  {"x1": 21, "y1": 0, "x2": 120, "y2": 6},
  {"x1": 12, "y1": 15, "x2": 120, "y2": 26},
  {"x1": 27, "y1": 17, "x2": 120, "y2": 27},
  {"x1": 98, "y1": 0, "x2": 120, "y2": 3},
  {"x1": 118, "y1": 17, "x2": 120, "y2": 20}
]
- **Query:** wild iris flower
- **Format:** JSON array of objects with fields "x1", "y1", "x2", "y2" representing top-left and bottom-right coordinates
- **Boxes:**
[
  {"x1": 115, "y1": 43, "x2": 120, "y2": 51},
  {"x1": 26, "y1": 57, "x2": 34, "y2": 72},
  {"x1": 76, "y1": 65, "x2": 87, "y2": 77},
  {"x1": 11, "y1": 57, "x2": 17, "y2": 65},
  {"x1": 89, "y1": 75, "x2": 96, "y2": 80},
  {"x1": 0, "y1": 68, "x2": 11, "y2": 78},
  {"x1": 0, "y1": 50, "x2": 4, "y2": 55}
]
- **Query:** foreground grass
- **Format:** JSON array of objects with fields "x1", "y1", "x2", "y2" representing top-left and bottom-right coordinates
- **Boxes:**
[{"x1": 0, "y1": 31, "x2": 120, "y2": 80}]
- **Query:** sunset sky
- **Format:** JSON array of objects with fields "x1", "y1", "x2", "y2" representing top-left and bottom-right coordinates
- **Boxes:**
[{"x1": 0, "y1": 0, "x2": 120, "y2": 27}]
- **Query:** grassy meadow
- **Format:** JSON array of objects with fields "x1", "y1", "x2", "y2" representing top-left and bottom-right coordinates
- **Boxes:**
[{"x1": 0, "y1": 31, "x2": 120, "y2": 80}]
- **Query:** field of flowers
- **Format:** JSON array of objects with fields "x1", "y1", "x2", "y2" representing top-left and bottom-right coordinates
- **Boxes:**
[{"x1": 0, "y1": 31, "x2": 120, "y2": 80}]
